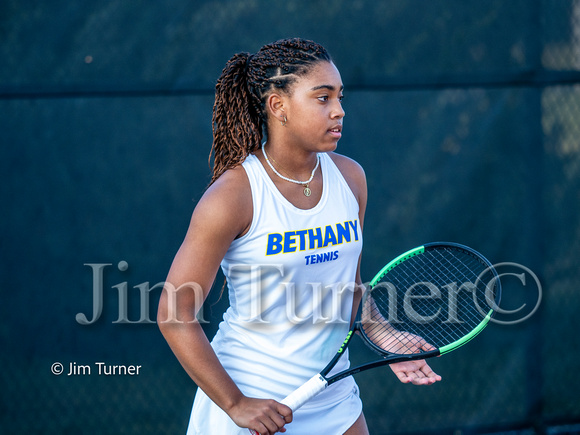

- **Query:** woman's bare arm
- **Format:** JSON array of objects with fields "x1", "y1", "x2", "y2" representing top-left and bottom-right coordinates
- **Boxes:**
[{"x1": 157, "y1": 166, "x2": 291, "y2": 434}]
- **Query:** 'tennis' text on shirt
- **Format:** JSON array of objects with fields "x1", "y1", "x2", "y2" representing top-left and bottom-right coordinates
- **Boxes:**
[{"x1": 266, "y1": 220, "x2": 359, "y2": 265}]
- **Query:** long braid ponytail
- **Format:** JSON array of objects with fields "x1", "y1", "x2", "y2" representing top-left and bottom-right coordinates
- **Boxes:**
[
  {"x1": 210, "y1": 53, "x2": 263, "y2": 183},
  {"x1": 209, "y1": 38, "x2": 332, "y2": 184}
]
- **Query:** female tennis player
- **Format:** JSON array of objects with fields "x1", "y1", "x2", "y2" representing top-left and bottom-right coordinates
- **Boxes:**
[{"x1": 158, "y1": 38, "x2": 441, "y2": 435}]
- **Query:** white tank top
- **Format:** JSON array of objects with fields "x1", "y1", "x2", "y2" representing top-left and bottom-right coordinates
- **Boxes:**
[{"x1": 188, "y1": 152, "x2": 363, "y2": 434}]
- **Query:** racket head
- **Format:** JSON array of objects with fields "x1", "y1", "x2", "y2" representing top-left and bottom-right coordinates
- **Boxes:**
[{"x1": 359, "y1": 242, "x2": 501, "y2": 357}]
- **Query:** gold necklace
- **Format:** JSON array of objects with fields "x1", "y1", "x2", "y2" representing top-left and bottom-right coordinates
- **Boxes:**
[{"x1": 262, "y1": 144, "x2": 320, "y2": 197}]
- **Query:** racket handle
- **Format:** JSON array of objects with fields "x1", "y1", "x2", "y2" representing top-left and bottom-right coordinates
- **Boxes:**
[
  {"x1": 281, "y1": 373, "x2": 328, "y2": 411},
  {"x1": 248, "y1": 374, "x2": 328, "y2": 434}
]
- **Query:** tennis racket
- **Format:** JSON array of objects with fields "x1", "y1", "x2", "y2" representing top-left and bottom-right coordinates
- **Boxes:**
[{"x1": 249, "y1": 241, "x2": 500, "y2": 434}]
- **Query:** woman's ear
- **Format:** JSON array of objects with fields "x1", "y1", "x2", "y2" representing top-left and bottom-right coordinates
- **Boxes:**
[{"x1": 266, "y1": 93, "x2": 287, "y2": 125}]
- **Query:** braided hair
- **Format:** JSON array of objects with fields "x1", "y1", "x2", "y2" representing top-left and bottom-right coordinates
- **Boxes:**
[{"x1": 209, "y1": 38, "x2": 332, "y2": 183}]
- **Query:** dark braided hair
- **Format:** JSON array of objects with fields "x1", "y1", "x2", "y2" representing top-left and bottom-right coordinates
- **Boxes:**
[{"x1": 209, "y1": 38, "x2": 332, "y2": 183}]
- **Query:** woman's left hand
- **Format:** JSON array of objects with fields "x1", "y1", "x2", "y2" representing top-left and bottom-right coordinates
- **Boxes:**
[{"x1": 390, "y1": 359, "x2": 442, "y2": 385}]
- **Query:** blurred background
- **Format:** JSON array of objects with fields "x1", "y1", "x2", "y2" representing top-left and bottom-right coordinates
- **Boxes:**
[{"x1": 1, "y1": 0, "x2": 579, "y2": 433}]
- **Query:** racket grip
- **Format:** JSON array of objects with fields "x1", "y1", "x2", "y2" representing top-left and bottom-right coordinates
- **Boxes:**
[
  {"x1": 247, "y1": 374, "x2": 328, "y2": 434},
  {"x1": 281, "y1": 374, "x2": 328, "y2": 411}
]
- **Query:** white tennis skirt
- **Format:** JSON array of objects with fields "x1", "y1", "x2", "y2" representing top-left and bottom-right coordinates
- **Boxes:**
[{"x1": 186, "y1": 377, "x2": 362, "y2": 434}]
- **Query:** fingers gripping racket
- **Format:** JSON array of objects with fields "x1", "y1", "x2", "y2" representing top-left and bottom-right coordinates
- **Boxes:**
[{"x1": 249, "y1": 242, "x2": 500, "y2": 434}]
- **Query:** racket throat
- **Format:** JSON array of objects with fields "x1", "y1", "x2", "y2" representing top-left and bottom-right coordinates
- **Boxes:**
[
  {"x1": 320, "y1": 329, "x2": 356, "y2": 378},
  {"x1": 337, "y1": 349, "x2": 442, "y2": 383}
]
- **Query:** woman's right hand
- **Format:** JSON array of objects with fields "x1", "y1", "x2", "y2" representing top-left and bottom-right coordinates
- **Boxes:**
[{"x1": 228, "y1": 396, "x2": 292, "y2": 435}]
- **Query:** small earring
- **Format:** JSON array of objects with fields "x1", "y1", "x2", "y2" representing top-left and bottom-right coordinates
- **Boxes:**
[{"x1": 281, "y1": 115, "x2": 287, "y2": 126}]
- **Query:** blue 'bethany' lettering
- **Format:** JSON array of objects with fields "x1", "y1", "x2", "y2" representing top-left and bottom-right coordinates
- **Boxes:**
[
  {"x1": 266, "y1": 220, "x2": 359, "y2": 255},
  {"x1": 308, "y1": 227, "x2": 323, "y2": 250}
]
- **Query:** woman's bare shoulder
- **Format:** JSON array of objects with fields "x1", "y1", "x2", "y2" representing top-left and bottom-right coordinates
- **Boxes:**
[
  {"x1": 327, "y1": 152, "x2": 367, "y2": 202},
  {"x1": 191, "y1": 164, "x2": 253, "y2": 241}
]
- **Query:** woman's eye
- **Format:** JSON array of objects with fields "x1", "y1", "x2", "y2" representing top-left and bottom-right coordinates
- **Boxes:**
[
  {"x1": 318, "y1": 96, "x2": 329, "y2": 102},
  {"x1": 338, "y1": 95, "x2": 344, "y2": 102}
]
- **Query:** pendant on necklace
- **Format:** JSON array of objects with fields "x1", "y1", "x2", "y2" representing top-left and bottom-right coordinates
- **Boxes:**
[{"x1": 303, "y1": 185, "x2": 312, "y2": 197}]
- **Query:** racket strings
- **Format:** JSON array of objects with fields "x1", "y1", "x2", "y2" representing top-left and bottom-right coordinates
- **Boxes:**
[
  {"x1": 362, "y1": 247, "x2": 498, "y2": 355},
  {"x1": 362, "y1": 301, "x2": 433, "y2": 354}
]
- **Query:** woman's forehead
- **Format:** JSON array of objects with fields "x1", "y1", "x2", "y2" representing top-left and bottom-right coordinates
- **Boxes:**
[{"x1": 298, "y1": 61, "x2": 343, "y2": 91}]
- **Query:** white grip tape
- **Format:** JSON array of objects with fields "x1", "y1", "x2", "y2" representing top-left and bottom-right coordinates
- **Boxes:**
[
  {"x1": 281, "y1": 374, "x2": 328, "y2": 412},
  {"x1": 248, "y1": 374, "x2": 328, "y2": 434}
]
